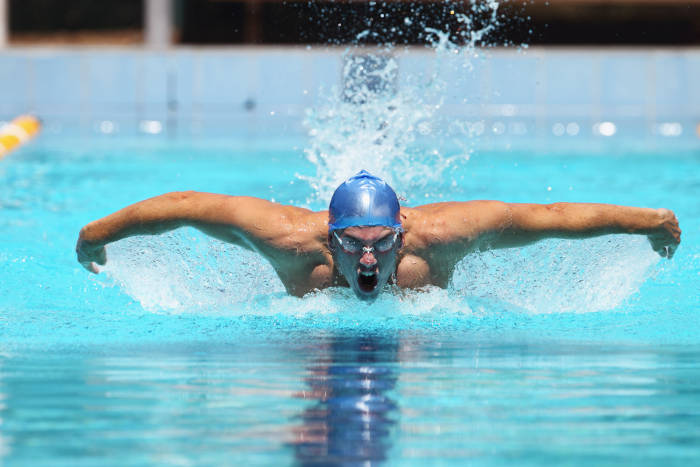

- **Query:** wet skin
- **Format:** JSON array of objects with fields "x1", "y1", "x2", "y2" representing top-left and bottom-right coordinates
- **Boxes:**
[{"x1": 76, "y1": 192, "x2": 681, "y2": 298}]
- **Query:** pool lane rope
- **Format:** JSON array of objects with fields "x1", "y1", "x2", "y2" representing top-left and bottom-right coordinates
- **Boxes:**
[{"x1": 0, "y1": 115, "x2": 41, "y2": 160}]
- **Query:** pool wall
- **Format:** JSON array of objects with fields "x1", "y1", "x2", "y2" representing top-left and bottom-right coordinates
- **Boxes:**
[{"x1": 0, "y1": 46, "x2": 698, "y2": 149}]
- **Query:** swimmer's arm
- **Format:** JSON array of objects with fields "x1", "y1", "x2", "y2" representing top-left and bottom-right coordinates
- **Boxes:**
[
  {"x1": 485, "y1": 202, "x2": 681, "y2": 258},
  {"x1": 76, "y1": 191, "x2": 311, "y2": 273}
]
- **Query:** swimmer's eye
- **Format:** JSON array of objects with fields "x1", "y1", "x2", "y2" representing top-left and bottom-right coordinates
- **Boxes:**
[
  {"x1": 333, "y1": 231, "x2": 399, "y2": 254},
  {"x1": 374, "y1": 233, "x2": 398, "y2": 252},
  {"x1": 336, "y1": 235, "x2": 364, "y2": 253}
]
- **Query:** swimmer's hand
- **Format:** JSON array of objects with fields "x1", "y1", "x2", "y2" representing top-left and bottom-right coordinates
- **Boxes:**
[
  {"x1": 647, "y1": 208, "x2": 681, "y2": 259},
  {"x1": 76, "y1": 234, "x2": 106, "y2": 273}
]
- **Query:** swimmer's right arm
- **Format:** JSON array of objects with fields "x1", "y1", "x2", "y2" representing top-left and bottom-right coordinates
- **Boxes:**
[{"x1": 76, "y1": 191, "x2": 308, "y2": 273}]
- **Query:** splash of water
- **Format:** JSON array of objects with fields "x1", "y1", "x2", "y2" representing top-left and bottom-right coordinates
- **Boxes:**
[
  {"x1": 103, "y1": 230, "x2": 285, "y2": 312},
  {"x1": 99, "y1": 2, "x2": 660, "y2": 316},
  {"x1": 300, "y1": 2, "x2": 504, "y2": 203},
  {"x1": 452, "y1": 235, "x2": 659, "y2": 314},
  {"x1": 102, "y1": 229, "x2": 470, "y2": 315},
  {"x1": 102, "y1": 228, "x2": 658, "y2": 316}
]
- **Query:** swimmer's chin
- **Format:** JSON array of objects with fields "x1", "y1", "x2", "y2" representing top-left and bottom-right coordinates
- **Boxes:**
[
  {"x1": 354, "y1": 288, "x2": 381, "y2": 301},
  {"x1": 351, "y1": 281, "x2": 384, "y2": 301},
  {"x1": 353, "y1": 270, "x2": 382, "y2": 300}
]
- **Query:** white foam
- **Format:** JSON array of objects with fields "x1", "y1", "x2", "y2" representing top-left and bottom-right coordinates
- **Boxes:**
[
  {"x1": 102, "y1": 228, "x2": 658, "y2": 316},
  {"x1": 451, "y1": 235, "x2": 659, "y2": 314},
  {"x1": 103, "y1": 230, "x2": 285, "y2": 312}
]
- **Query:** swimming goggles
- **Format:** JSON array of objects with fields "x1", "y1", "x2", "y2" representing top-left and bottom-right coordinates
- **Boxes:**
[{"x1": 333, "y1": 229, "x2": 401, "y2": 255}]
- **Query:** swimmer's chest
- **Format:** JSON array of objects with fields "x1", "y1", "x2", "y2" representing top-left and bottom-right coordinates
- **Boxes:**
[
  {"x1": 276, "y1": 263, "x2": 335, "y2": 296},
  {"x1": 287, "y1": 254, "x2": 441, "y2": 295},
  {"x1": 396, "y1": 254, "x2": 443, "y2": 288}
]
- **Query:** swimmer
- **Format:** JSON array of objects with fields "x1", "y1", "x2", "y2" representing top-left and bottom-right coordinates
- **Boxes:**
[{"x1": 76, "y1": 170, "x2": 681, "y2": 300}]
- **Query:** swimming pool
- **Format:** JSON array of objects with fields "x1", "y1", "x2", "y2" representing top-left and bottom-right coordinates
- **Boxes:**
[
  {"x1": 1, "y1": 123, "x2": 699, "y2": 464},
  {"x1": 0, "y1": 15, "x2": 699, "y2": 460}
]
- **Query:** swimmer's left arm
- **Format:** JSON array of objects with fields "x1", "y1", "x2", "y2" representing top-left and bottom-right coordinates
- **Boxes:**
[
  {"x1": 487, "y1": 202, "x2": 681, "y2": 258},
  {"x1": 415, "y1": 201, "x2": 680, "y2": 265}
]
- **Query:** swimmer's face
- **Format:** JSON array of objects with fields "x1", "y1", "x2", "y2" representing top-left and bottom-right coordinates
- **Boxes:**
[{"x1": 330, "y1": 226, "x2": 403, "y2": 301}]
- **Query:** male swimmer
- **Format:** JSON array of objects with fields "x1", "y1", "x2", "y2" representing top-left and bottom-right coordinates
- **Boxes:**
[{"x1": 76, "y1": 170, "x2": 681, "y2": 300}]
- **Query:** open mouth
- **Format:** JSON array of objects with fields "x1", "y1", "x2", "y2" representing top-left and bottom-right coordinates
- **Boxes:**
[{"x1": 357, "y1": 270, "x2": 378, "y2": 293}]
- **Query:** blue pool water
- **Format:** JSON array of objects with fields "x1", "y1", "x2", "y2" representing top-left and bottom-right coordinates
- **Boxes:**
[{"x1": 1, "y1": 132, "x2": 699, "y2": 465}]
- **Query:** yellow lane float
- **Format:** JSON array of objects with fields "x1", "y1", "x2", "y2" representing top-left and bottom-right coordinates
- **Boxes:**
[{"x1": 0, "y1": 115, "x2": 41, "y2": 160}]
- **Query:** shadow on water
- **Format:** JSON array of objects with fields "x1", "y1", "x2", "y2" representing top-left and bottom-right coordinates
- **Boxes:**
[{"x1": 291, "y1": 333, "x2": 399, "y2": 466}]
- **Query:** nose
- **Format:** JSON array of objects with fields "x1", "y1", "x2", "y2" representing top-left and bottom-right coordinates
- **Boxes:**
[{"x1": 359, "y1": 250, "x2": 377, "y2": 268}]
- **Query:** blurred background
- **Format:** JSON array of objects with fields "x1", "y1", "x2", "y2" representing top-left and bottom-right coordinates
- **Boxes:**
[
  {"x1": 2, "y1": 0, "x2": 700, "y2": 47},
  {"x1": 0, "y1": 0, "x2": 698, "y2": 147}
]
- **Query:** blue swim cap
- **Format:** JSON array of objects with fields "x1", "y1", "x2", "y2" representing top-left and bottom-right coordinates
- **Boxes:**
[{"x1": 328, "y1": 170, "x2": 402, "y2": 231}]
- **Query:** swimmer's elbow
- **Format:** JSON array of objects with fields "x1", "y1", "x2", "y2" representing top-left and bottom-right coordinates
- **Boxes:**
[
  {"x1": 544, "y1": 202, "x2": 571, "y2": 213},
  {"x1": 127, "y1": 191, "x2": 203, "y2": 229},
  {"x1": 161, "y1": 190, "x2": 199, "y2": 203},
  {"x1": 159, "y1": 191, "x2": 221, "y2": 214}
]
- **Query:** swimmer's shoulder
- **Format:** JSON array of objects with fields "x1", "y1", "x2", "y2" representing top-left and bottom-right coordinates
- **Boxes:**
[
  {"x1": 401, "y1": 200, "x2": 507, "y2": 248},
  {"x1": 404, "y1": 200, "x2": 507, "y2": 225},
  {"x1": 294, "y1": 209, "x2": 330, "y2": 238},
  {"x1": 248, "y1": 200, "x2": 326, "y2": 232},
  {"x1": 400, "y1": 201, "x2": 482, "y2": 234},
  {"x1": 263, "y1": 207, "x2": 329, "y2": 255},
  {"x1": 398, "y1": 206, "x2": 437, "y2": 251}
]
